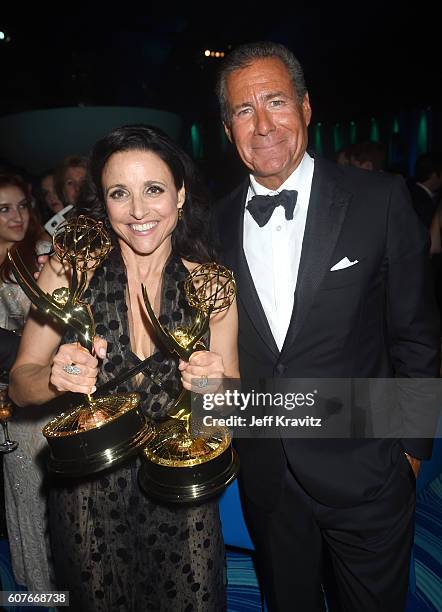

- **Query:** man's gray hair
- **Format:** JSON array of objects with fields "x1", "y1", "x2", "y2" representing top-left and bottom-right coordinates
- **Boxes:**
[{"x1": 216, "y1": 41, "x2": 308, "y2": 125}]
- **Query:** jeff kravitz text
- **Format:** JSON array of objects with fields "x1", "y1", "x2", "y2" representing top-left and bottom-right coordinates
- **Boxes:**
[{"x1": 203, "y1": 414, "x2": 322, "y2": 427}]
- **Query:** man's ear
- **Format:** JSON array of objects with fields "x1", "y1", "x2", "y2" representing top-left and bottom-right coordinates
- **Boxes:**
[
  {"x1": 223, "y1": 122, "x2": 233, "y2": 143},
  {"x1": 302, "y1": 93, "x2": 312, "y2": 127}
]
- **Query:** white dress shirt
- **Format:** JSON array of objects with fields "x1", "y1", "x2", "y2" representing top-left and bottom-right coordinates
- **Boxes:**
[{"x1": 243, "y1": 152, "x2": 314, "y2": 350}]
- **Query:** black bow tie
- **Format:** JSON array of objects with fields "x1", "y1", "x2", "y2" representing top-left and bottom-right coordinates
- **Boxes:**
[{"x1": 247, "y1": 189, "x2": 298, "y2": 227}]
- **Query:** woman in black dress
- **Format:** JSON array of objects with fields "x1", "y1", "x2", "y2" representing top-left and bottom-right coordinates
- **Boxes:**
[{"x1": 10, "y1": 125, "x2": 239, "y2": 611}]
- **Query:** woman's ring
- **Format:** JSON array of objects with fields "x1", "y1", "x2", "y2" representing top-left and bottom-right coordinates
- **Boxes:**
[
  {"x1": 197, "y1": 374, "x2": 209, "y2": 388},
  {"x1": 63, "y1": 364, "x2": 81, "y2": 376}
]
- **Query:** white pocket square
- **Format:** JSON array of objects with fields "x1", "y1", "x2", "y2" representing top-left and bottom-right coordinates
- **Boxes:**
[{"x1": 330, "y1": 257, "x2": 359, "y2": 271}]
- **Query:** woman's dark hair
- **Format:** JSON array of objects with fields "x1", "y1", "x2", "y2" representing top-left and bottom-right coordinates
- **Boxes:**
[
  {"x1": 78, "y1": 124, "x2": 212, "y2": 263},
  {"x1": 0, "y1": 174, "x2": 43, "y2": 283}
]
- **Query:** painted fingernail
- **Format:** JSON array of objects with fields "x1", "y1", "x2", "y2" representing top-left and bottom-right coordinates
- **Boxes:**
[{"x1": 98, "y1": 348, "x2": 106, "y2": 358}]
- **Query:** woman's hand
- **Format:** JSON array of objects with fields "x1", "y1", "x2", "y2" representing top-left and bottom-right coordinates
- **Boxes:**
[
  {"x1": 33, "y1": 254, "x2": 50, "y2": 280},
  {"x1": 179, "y1": 350, "x2": 224, "y2": 394},
  {"x1": 50, "y1": 337, "x2": 107, "y2": 395}
]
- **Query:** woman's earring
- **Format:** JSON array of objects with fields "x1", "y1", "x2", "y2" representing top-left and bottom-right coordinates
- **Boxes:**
[{"x1": 178, "y1": 208, "x2": 184, "y2": 221}]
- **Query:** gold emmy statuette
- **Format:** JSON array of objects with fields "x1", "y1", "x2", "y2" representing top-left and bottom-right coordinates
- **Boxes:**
[
  {"x1": 138, "y1": 263, "x2": 239, "y2": 503},
  {"x1": 8, "y1": 215, "x2": 154, "y2": 476}
]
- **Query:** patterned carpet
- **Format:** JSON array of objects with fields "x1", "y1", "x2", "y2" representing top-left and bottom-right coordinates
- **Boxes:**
[{"x1": 412, "y1": 473, "x2": 442, "y2": 611}]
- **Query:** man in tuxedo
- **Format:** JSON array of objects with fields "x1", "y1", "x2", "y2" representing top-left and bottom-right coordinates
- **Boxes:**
[{"x1": 211, "y1": 41, "x2": 440, "y2": 611}]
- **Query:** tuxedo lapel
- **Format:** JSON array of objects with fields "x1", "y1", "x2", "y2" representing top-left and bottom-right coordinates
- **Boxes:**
[
  {"x1": 280, "y1": 160, "x2": 352, "y2": 358},
  {"x1": 220, "y1": 181, "x2": 279, "y2": 358}
]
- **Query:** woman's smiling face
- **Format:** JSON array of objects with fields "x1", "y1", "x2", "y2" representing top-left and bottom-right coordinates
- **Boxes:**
[
  {"x1": 102, "y1": 149, "x2": 185, "y2": 256},
  {"x1": 0, "y1": 185, "x2": 30, "y2": 247}
]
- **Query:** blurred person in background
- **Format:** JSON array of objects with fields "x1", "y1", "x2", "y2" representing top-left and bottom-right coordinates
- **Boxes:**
[
  {"x1": 350, "y1": 140, "x2": 386, "y2": 171},
  {"x1": 408, "y1": 152, "x2": 442, "y2": 229},
  {"x1": 54, "y1": 155, "x2": 87, "y2": 208},
  {"x1": 0, "y1": 173, "x2": 55, "y2": 592},
  {"x1": 38, "y1": 170, "x2": 64, "y2": 221},
  {"x1": 335, "y1": 146, "x2": 352, "y2": 166}
]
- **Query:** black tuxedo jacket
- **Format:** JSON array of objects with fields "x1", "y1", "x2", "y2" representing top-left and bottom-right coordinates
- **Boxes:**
[{"x1": 212, "y1": 158, "x2": 440, "y2": 509}]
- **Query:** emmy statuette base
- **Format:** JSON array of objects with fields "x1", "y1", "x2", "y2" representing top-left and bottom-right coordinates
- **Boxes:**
[
  {"x1": 139, "y1": 443, "x2": 240, "y2": 504},
  {"x1": 43, "y1": 393, "x2": 155, "y2": 477}
]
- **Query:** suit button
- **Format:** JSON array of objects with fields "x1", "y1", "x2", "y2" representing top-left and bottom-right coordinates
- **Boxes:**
[{"x1": 275, "y1": 363, "x2": 286, "y2": 376}]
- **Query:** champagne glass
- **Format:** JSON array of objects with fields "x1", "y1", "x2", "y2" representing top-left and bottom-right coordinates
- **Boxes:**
[{"x1": 0, "y1": 387, "x2": 18, "y2": 453}]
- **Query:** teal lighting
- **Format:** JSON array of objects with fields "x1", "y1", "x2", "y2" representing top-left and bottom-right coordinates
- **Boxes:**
[
  {"x1": 417, "y1": 111, "x2": 428, "y2": 154},
  {"x1": 350, "y1": 121, "x2": 357, "y2": 144},
  {"x1": 314, "y1": 123, "x2": 322, "y2": 155},
  {"x1": 333, "y1": 124, "x2": 342, "y2": 152},
  {"x1": 370, "y1": 117, "x2": 380, "y2": 142},
  {"x1": 191, "y1": 124, "x2": 203, "y2": 159}
]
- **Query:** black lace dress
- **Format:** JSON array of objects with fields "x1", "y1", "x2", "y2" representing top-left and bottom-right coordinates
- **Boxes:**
[{"x1": 48, "y1": 249, "x2": 226, "y2": 611}]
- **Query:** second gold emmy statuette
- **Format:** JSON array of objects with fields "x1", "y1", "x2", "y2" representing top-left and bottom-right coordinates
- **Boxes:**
[{"x1": 138, "y1": 263, "x2": 239, "y2": 504}]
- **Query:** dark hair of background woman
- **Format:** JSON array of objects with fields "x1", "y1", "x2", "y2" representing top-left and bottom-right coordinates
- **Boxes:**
[
  {"x1": 78, "y1": 124, "x2": 213, "y2": 263},
  {"x1": 0, "y1": 173, "x2": 43, "y2": 283}
]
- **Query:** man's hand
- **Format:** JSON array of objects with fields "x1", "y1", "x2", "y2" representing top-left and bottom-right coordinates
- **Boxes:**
[{"x1": 405, "y1": 453, "x2": 421, "y2": 478}]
